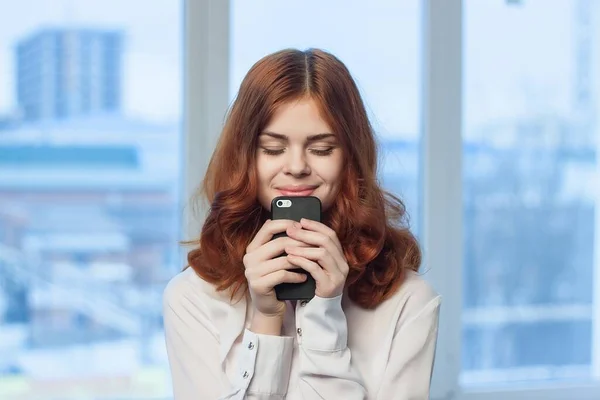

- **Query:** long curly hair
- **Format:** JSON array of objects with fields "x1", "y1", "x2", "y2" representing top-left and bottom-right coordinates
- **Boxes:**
[{"x1": 183, "y1": 48, "x2": 421, "y2": 309}]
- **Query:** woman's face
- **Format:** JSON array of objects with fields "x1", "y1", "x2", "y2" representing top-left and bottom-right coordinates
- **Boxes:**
[{"x1": 256, "y1": 97, "x2": 344, "y2": 212}]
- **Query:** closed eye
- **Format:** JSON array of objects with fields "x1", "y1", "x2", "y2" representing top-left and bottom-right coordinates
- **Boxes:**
[
  {"x1": 261, "y1": 147, "x2": 285, "y2": 156},
  {"x1": 310, "y1": 147, "x2": 335, "y2": 156},
  {"x1": 260, "y1": 146, "x2": 336, "y2": 156}
]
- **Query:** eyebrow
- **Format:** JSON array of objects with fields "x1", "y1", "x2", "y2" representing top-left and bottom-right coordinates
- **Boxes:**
[{"x1": 260, "y1": 131, "x2": 336, "y2": 142}]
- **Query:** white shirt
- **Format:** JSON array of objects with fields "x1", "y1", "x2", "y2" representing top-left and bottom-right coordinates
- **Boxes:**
[{"x1": 163, "y1": 267, "x2": 441, "y2": 400}]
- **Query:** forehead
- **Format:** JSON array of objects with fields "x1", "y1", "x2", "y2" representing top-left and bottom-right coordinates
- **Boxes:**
[{"x1": 263, "y1": 98, "x2": 333, "y2": 139}]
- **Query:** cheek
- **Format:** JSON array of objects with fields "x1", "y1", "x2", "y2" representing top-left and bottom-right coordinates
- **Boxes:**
[
  {"x1": 316, "y1": 156, "x2": 343, "y2": 182},
  {"x1": 256, "y1": 155, "x2": 281, "y2": 182}
]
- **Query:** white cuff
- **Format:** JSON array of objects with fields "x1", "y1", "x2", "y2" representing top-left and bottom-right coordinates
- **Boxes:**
[
  {"x1": 301, "y1": 295, "x2": 348, "y2": 352},
  {"x1": 238, "y1": 329, "x2": 294, "y2": 395}
]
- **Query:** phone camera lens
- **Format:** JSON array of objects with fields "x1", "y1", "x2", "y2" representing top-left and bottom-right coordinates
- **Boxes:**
[{"x1": 276, "y1": 200, "x2": 284, "y2": 207}]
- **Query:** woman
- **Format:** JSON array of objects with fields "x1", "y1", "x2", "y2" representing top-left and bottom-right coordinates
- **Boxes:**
[{"x1": 164, "y1": 48, "x2": 441, "y2": 400}]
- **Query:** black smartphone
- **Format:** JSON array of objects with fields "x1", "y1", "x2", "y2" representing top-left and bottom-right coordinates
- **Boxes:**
[{"x1": 271, "y1": 195, "x2": 321, "y2": 301}]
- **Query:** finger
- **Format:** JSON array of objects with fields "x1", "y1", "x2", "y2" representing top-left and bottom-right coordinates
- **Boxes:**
[
  {"x1": 251, "y1": 236, "x2": 310, "y2": 263},
  {"x1": 299, "y1": 218, "x2": 343, "y2": 252},
  {"x1": 254, "y1": 269, "x2": 308, "y2": 292},
  {"x1": 286, "y1": 254, "x2": 329, "y2": 284},
  {"x1": 244, "y1": 255, "x2": 300, "y2": 279},
  {"x1": 286, "y1": 227, "x2": 345, "y2": 266},
  {"x1": 246, "y1": 219, "x2": 297, "y2": 252},
  {"x1": 284, "y1": 246, "x2": 340, "y2": 275}
]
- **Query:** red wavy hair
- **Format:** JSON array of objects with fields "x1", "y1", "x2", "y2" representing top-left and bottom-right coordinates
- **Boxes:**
[{"x1": 184, "y1": 48, "x2": 421, "y2": 309}]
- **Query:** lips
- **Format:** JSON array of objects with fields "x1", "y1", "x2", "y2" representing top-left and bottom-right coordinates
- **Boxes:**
[{"x1": 276, "y1": 185, "x2": 318, "y2": 196}]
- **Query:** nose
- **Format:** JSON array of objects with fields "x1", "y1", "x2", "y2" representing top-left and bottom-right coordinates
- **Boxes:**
[{"x1": 283, "y1": 148, "x2": 311, "y2": 177}]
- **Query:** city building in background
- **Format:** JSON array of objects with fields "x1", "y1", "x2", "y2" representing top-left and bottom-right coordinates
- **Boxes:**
[
  {"x1": 0, "y1": 18, "x2": 180, "y2": 399},
  {"x1": 16, "y1": 28, "x2": 123, "y2": 122}
]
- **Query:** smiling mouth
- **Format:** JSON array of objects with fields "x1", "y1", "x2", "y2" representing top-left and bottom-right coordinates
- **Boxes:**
[{"x1": 276, "y1": 187, "x2": 318, "y2": 196}]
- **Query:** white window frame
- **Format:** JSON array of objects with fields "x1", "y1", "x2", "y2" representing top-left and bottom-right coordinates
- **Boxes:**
[
  {"x1": 421, "y1": 0, "x2": 463, "y2": 398},
  {"x1": 182, "y1": 0, "x2": 230, "y2": 241},
  {"x1": 184, "y1": 0, "x2": 600, "y2": 399}
]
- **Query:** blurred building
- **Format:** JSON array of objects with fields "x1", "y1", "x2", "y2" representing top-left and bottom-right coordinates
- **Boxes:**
[
  {"x1": 16, "y1": 28, "x2": 123, "y2": 122},
  {"x1": 0, "y1": 22, "x2": 178, "y2": 381},
  {"x1": 0, "y1": 116, "x2": 180, "y2": 373}
]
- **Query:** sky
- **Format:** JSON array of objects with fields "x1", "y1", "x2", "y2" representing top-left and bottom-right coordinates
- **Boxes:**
[
  {"x1": 232, "y1": 0, "x2": 594, "y2": 137},
  {"x1": 0, "y1": 0, "x2": 597, "y2": 135},
  {"x1": 230, "y1": 0, "x2": 422, "y2": 137},
  {"x1": 0, "y1": 0, "x2": 182, "y2": 122}
]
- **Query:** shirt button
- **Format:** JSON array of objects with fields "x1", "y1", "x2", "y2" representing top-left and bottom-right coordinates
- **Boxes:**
[
  {"x1": 242, "y1": 371, "x2": 249, "y2": 379},
  {"x1": 300, "y1": 300, "x2": 308, "y2": 307},
  {"x1": 248, "y1": 342, "x2": 254, "y2": 350},
  {"x1": 297, "y1": 328, "x2": 302, "y2": 336}
]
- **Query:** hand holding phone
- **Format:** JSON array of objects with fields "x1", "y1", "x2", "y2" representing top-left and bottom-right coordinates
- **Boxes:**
[
  {"x1": 243, "y1": 219, "x2": 310, "y2": 317},
  {"x1": 273, "y1": 196, "x2": 351, "y2": 300},
  {"x1": 271, "y1": 196, "x2": 321, "y2": 301}
]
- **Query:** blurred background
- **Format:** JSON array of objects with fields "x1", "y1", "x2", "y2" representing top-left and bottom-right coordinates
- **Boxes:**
[{"x1": 0, "y1": 0, "x2": 599, "y2": 399}]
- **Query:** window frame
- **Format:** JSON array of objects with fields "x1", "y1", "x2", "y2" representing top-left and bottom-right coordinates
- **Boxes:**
[
  {"x1": 420, "y1": 0, "x2": 463, "y2": 398},
  {"x1": 184, "y1": 1, "x2": 600, "y2": 398},
  {"x1": 182, "y1": 0, "x2": 230, "y2": 243}
]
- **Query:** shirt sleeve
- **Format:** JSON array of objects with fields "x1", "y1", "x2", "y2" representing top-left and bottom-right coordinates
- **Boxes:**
[
  {"x1": 296, "y1": 294, "x2": 441, "y2": 400},
  {"x1": 296, "y1": 295, "x2": 369, "y2": 399},
  {"x1": 163, "y1": 278, "x2": 295, "y2": 400},
  {"x1": 238, "y1": 329, "x2": 295, "y2": 398},
  {"x1": 376, "y1": 296, "x2": 441, "y2": 400}
]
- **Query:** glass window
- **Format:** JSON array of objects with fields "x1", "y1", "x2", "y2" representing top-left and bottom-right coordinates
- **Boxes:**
[
  {"x1": 0, "y1": 1, "x2": 181, "y2": 398},
  {"x1": 462, "y1": 0, "x2": 600, "y2": 387},
  {"x1": 230, "y1": 0, "x2": 422, "y2": 233}
]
